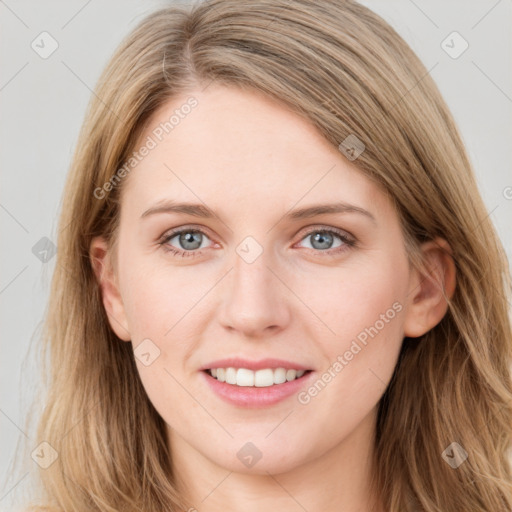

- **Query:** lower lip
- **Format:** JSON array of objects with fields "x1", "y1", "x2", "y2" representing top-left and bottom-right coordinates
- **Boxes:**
[{"x1": 201, "y1": 370, "x2": 314, "y2": 408}]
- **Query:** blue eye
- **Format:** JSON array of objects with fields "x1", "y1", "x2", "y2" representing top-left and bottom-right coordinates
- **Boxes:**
[
  {"x1": 158, "y1": 226, "x2": 356, "y2": 258},
  {"x1": 159, "y1": 228, "x2": 211, "y2": 257},
  {"x1": 298, "y1": 229, "x2": 354, "y2": 253}
]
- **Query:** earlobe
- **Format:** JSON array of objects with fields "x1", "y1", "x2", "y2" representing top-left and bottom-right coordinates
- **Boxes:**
[
  {"x1": 403, "y1": 238, "x2": 456, "y2": 338},
  {"x1": 90, "y1": 236, "x2": 131, "y2": 342}
]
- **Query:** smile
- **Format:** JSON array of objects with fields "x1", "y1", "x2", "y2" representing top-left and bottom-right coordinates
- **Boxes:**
[
  {"x1": 206, "y1": 367, "x2": 310, "y2": 387},
  {"x1": 201, "y1": 367, "x2": 314, "y2": 408}
]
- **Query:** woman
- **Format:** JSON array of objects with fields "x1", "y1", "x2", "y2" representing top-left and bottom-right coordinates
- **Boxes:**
[{"x1": 21, "y1": 0, "x2": 512, "y2": 510}]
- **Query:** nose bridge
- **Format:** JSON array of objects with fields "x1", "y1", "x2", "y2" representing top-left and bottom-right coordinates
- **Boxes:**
[
  {"x1": 218, "y1": 238, "x2": 290, "y2": 335},
  {"x1": 232, "y1": 247, "x2": 274, "y2": 297}
]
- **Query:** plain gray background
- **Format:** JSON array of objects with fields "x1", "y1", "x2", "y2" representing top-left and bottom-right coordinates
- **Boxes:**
[{"x1": 1, "y1": 1, "x2": 511, "y2": 510}]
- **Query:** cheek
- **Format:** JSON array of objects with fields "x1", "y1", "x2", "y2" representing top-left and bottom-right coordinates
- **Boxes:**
[
  {"x1": 119, "y1": 256, "x2": 210, "y2": 385},
  {"x1": 335, "y1": 273, "x2": 403, "y2": 345},
  {"x1": 119, "y1": 254, "x2": 198, "y2": 338},
  {"x1": 296, "y1": 253, "x2": 406, "y2": 342},
  {"x1": 118, "y1": 258, "x2": 201, "y2": 423},
  {"x1": 288, "y1": 265, "x2": 406, "y2": 464},
  {"x1": 295, "y1": 251, "x2": 407, "y2": 400}
]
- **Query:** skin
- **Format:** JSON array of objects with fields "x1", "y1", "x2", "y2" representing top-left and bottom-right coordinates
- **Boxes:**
[{"x1": 91, "y1": 84, "x2": 456, "y2": 512}]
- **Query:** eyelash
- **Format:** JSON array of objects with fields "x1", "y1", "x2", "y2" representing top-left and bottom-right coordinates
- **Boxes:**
[{"x1": 158, "y1": 225, "x2": 357, "y2": 259}]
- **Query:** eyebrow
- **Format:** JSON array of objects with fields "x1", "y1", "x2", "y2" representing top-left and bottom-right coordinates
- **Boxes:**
[{"x1": 140, "y1": 200, "x2": 376, "y2": 224}]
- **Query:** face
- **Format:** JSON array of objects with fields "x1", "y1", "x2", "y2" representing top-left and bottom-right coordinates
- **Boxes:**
[{"x1": 92, "y1": 84, "x2": 451, "y2": 477}]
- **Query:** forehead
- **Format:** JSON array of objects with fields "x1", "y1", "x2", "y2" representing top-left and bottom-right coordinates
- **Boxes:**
[{"x1": 121, "y1": 85, "x2": 388, "y2": 219}]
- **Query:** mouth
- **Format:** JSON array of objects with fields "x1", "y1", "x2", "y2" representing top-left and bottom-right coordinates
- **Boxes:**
[
  {"x1": 199, "y1": 358, "x2": 315, "y2": 407},
  {"x1": 203, "y1": 367, "x2": 313, "y2": 387},
  {"x1": 201, "y1": 366, "x2": 314, "y2": 408}
]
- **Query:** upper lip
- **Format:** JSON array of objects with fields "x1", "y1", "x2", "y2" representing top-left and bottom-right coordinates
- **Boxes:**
[{"x1": 200, "y1": 358, "x2": 312, "y2": 372}]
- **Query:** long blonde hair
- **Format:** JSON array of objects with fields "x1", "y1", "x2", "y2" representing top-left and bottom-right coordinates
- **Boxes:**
[{"x1": 14, "y1": 0, "x2": 512, "y2": 510}]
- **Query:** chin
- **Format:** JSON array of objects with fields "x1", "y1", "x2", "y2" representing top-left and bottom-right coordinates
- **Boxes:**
[{"x1": 203, "y1": 439, "x2": 309, "y2": 475}]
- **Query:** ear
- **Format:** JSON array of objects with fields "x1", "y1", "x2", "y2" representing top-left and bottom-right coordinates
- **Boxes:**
[
  {"x1": 403, "y1": 237, "x2": 456, "y2": 338},
  {"x1": 89, "y1": 236, "x2": 131, "y2": 341}
]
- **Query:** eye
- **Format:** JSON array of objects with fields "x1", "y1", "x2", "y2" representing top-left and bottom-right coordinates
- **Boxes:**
[
  {"x1": 159, "y1": 227, "x2": 213, "y2": 257},
  {"x1": 296, "y1": 227, "x2": 356, "y2": 256},
  {"x1": 158, "y1": 225, "x2": 356, "y2": 259}
]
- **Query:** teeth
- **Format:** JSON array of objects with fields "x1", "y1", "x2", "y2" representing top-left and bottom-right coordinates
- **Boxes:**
[
  {"x1": 226, "y1": 367, "x2": 237, "y2": 384},
  {"x1": 238, "y1": 368, "x2": 255, "y2": 386},
  {"x1": 208, "y1": 367, "x2": 307, "y2": 387},
  {"x1": 274, "y1": 368, "x2": 287, "y2": 384},
  {"x1": 254, "y1": 369, "x2": 273, "y2": 387},
  {"x1": 286, "y1": 369, "x2": 297, "y2": 381}
]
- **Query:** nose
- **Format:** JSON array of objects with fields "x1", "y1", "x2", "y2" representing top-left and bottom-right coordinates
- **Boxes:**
[{"x1": 217, "y1": 248, "x2": 291, "y2": 338}]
